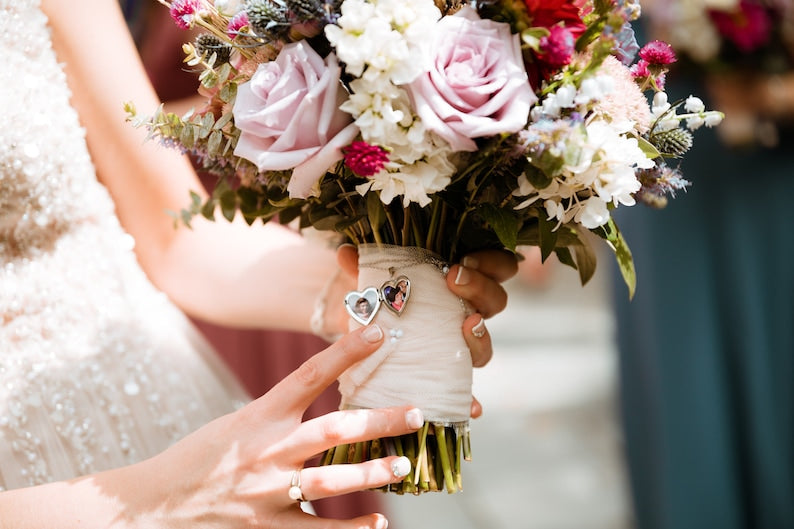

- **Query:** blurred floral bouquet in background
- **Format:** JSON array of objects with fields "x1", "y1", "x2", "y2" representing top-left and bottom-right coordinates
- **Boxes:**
[
  {"x1": 643, "y1": 0, "x2": 793, "y2": 146},
  {"x1": 127, "y1": 0, "x2": 722, "y2": 493}
]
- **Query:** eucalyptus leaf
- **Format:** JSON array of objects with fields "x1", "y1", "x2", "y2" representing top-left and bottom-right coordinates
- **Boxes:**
[
  {"x1": 207, "y1": 129, "x2": 223, "y2": 155},
  {"x1": 219, "y1": 190, "x2": 237, "y2": 222}
]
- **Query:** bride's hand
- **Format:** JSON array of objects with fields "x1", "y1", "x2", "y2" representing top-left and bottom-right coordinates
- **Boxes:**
[
  {"x1": 334, "y1": 245, "x2": 517, "y2": 368},
  {"x1": 125, "y1": 325, "x2": 420, "y2": 529}
]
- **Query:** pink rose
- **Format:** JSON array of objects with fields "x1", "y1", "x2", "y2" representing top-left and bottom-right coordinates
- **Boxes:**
[
  {"x1": 233, "y1": 41, "x2": 358, "y2": 198},
  {"x1": 407, "y1": 6, "x2": 537, "y2": 152}
]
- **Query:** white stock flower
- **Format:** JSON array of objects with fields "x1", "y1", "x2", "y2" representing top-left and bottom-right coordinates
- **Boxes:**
[
  {"x1": 357, "y1": 150, "x2": 456, "y2": 207},
  {"x1": 326, "y1": 0, "x2": 440, "y2": 85},
  {"x1": 574, "y1": 75, "x2": 614, "y2": 106}
]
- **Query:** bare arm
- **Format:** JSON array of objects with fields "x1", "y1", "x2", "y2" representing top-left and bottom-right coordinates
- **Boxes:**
[{"x1": 42, "y1": 0, "x2": 342, "y2": 332}]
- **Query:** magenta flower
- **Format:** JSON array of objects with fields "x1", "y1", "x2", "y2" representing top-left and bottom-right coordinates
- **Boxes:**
[
  {"x1": 539, "y1": 25, "x2": 576, "y2": 68},
  {"x1": 631, "y1": 59, "x2": 667, "y2": 90},
  {"x1": 227, "y1": 11, "x2": 249, "y2": 38},
  {"x1": 170, "y1": 0, "x2": 202, "y2": 30},
  {"x1": 630, "y1": 59, "x2": 650, "y2": 78},
  {"x1": 638, "y1": 40, "x2": 677, "y2": 66},
  {"x1": 709, "y1": 1, "x2": 772, "y2": 53},
  {"x1": 343, "y1": 142, "x2": 389, "y2": 177}
]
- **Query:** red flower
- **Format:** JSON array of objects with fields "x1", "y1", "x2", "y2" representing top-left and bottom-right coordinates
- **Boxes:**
[
  {"x1": 522, "y1": 0, "x2": 586, "y2": 37},
  {"x1": 709, "y1": 0, "x2": 772, "y2": 53},
  {"x1": 638, "y1": 40, "x2": 677, "y2": 66},
  {"x1": 343, "y1": 142, "x2": 389, "y2": 177}
]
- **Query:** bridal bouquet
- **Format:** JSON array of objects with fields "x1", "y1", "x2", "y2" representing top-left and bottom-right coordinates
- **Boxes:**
[{"x1": 127, "y1": 0, "x2": 722, "y2": 493}]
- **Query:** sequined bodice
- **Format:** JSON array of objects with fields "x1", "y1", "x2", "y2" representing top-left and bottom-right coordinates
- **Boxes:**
[{"x1": 0, "y1": 0, "x2": 247, "y2": 491}]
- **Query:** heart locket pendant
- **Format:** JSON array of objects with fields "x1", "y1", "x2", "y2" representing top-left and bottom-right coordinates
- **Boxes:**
[
  {"x1": 344, "y1": 287, "x2": 381, "y2": 325},
  {"x1": 381, "y1": 276, "x2": 410, "y2": 315}
]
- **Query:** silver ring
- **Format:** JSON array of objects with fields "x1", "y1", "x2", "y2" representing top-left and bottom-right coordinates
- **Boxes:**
[{"x1": 288, "y1": 470, "x2": 306, "y2": 502}]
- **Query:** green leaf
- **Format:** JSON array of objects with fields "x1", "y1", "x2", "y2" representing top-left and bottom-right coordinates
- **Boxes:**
[
  {"x1": 524, "y1": 164, "x2": 554, "y2": 190},
  {"x1": 637, "y1": 136, "x2": 661, "y2": 159},
  {"x1": 572, "y1": 238, "x2": 597, "y2": 286},
  {"x1": 207, "y1": 129, "x2": 223, "y2": 155},
  {"x1": 213, "y1": 111, "x2": 234, "y2": 130},
  {"x1": 219, "y1": 81, "x2": 237, "y2": 104},
  {"x1": 219, "y1": 189, "x2": 237, "y2": 222},
  {"x1": 594, "y1": 219, "x2": 636, "y2": 299},
  {"x1": 521, "y1": 27, "x2": 550, "y2": 51},
  {"x1": 537, "y1": 213, "x2": 559, "y2": 262},
  {"x1": 554, "y1": 247, "x2": 577, "y2": 269},
  {"x1": 478, "y1": 204, "x2": 519, "y2": 251},
  {"x1": 366, "y1": 192, "x2": 386, "y2": 233},
  {"x1": 311, "y1": 214, "x2": 348, "y2": 232}
]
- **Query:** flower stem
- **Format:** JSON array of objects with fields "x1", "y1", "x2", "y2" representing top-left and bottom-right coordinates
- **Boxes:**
[{"x1": 434, "y1": 423, "x2": 458, "y2": 494}]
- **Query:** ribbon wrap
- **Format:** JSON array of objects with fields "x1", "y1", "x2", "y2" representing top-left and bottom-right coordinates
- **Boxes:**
[{"x1": 338, "y1": 244, "x2": 473, "y2": 423}]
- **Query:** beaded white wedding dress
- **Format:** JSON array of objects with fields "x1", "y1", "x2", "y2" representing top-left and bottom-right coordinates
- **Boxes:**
[{"x1": 0, "y1": 0, "x2": 249, "y2": 491}]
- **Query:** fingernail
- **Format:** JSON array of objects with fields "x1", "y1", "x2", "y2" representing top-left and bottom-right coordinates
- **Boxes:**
[
  {"x1": 391, "y1": 456, "x2": 411, "y2": 478},
  {"x1": 455, "y1": 266, "x2": 471, "y2": 286},
  {"x1": 375, "y1": 515, "x2": 389, "y2": 529},
  {"x1": 405, "y1": 408, "x2": 424, "y2": 429},
  {"x1": 362, "y1": 324, "x2": 383, "y2": 343},
  {"x1": 462, "y1": 255, "x2": 479, "y2": 270},
  {"x1": 471, "y1": 317, "x2": 486, "y2": 338}
]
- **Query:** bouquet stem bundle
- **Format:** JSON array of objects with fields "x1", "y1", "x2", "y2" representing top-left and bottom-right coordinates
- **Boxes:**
[{"x1": 322, "y1": 422, "x2": 470, "y2": 494}]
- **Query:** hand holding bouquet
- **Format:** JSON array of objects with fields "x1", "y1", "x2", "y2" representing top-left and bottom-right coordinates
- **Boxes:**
[{"x1": 127, "y1": 0, "x2": 722, "y2": 493}]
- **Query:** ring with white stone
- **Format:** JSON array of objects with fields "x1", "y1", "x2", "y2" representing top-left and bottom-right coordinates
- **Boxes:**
[{"x1": 288, "y1": 470, "x2": 306, "y2": 502}]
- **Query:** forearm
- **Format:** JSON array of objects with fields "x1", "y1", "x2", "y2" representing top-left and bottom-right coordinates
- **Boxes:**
[
  {"x1": 0, "y1": 465, "x2": 146, "y2": 529},
  {"x1": 153, "y1": 218, "x2": 348, "y2": 333}
]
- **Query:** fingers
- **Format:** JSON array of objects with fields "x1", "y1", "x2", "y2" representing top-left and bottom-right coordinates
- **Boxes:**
[
  {"x1": 461, "y1": 249, "x2": 519, "y2": 283},
  {"x1": 300, "y1": 456, "x2": 412, "y2": 502},
  {"x1": 462, "y1": 313, "x2": 492, "y2": 367},
  {"x1": 277, "y1": 512, "x2": 390, "y2": 529},
  {"x1": 447, "y1": 263, "x2": 508, "y2": 318},
  {"x1": 471, "y1": 396, "x2": 483, "y2": 419},
  {"x1": 289, "y1": 406, "x2": 424, "y2": 461},
  {"x1": 265, "y1": 326, "x2": 385, "y2": 418},
  {"x1": 336, "y1": 243, "x2": 359, "y2": 279}
]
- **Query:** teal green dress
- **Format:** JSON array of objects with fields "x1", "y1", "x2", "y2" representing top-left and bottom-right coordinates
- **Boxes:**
[{"x1": 613, "y1": 90, "x2": 794, "y2": 528}]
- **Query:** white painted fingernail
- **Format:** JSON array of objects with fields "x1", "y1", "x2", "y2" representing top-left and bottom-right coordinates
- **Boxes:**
[
  {"x1": 375, "y1": 515, "x2": 389, "y2": 529},
  {"x1": 405, "y1": 408, "x2": 424, "y2": 429},
  {"x1": 471, "y1": 317, "x2": 486, "y2": 338},
  {"x1": 455, "y1": 266, "x2": 471, "y2": 286},
  {"x1": 362, "y1": 324, "x2": 383, "y2": 343},
  {"x1": 462, "y1": 255, "x2": 479, "y2": 270},
  {"x1": 391, "y1": 456, "x2": 411, "y2": 478}
]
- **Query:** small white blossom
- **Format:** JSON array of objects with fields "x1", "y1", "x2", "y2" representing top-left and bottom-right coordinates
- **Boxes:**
[
  {"x1": 685, "y1": 95, "x2": 705, "y2": 113},
  {"x1": 705, "y1": 112, "x2": 724, "y2": 127},
  {"x1": 213, "y1": 0, "x2": 244, "y2": 16}
]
